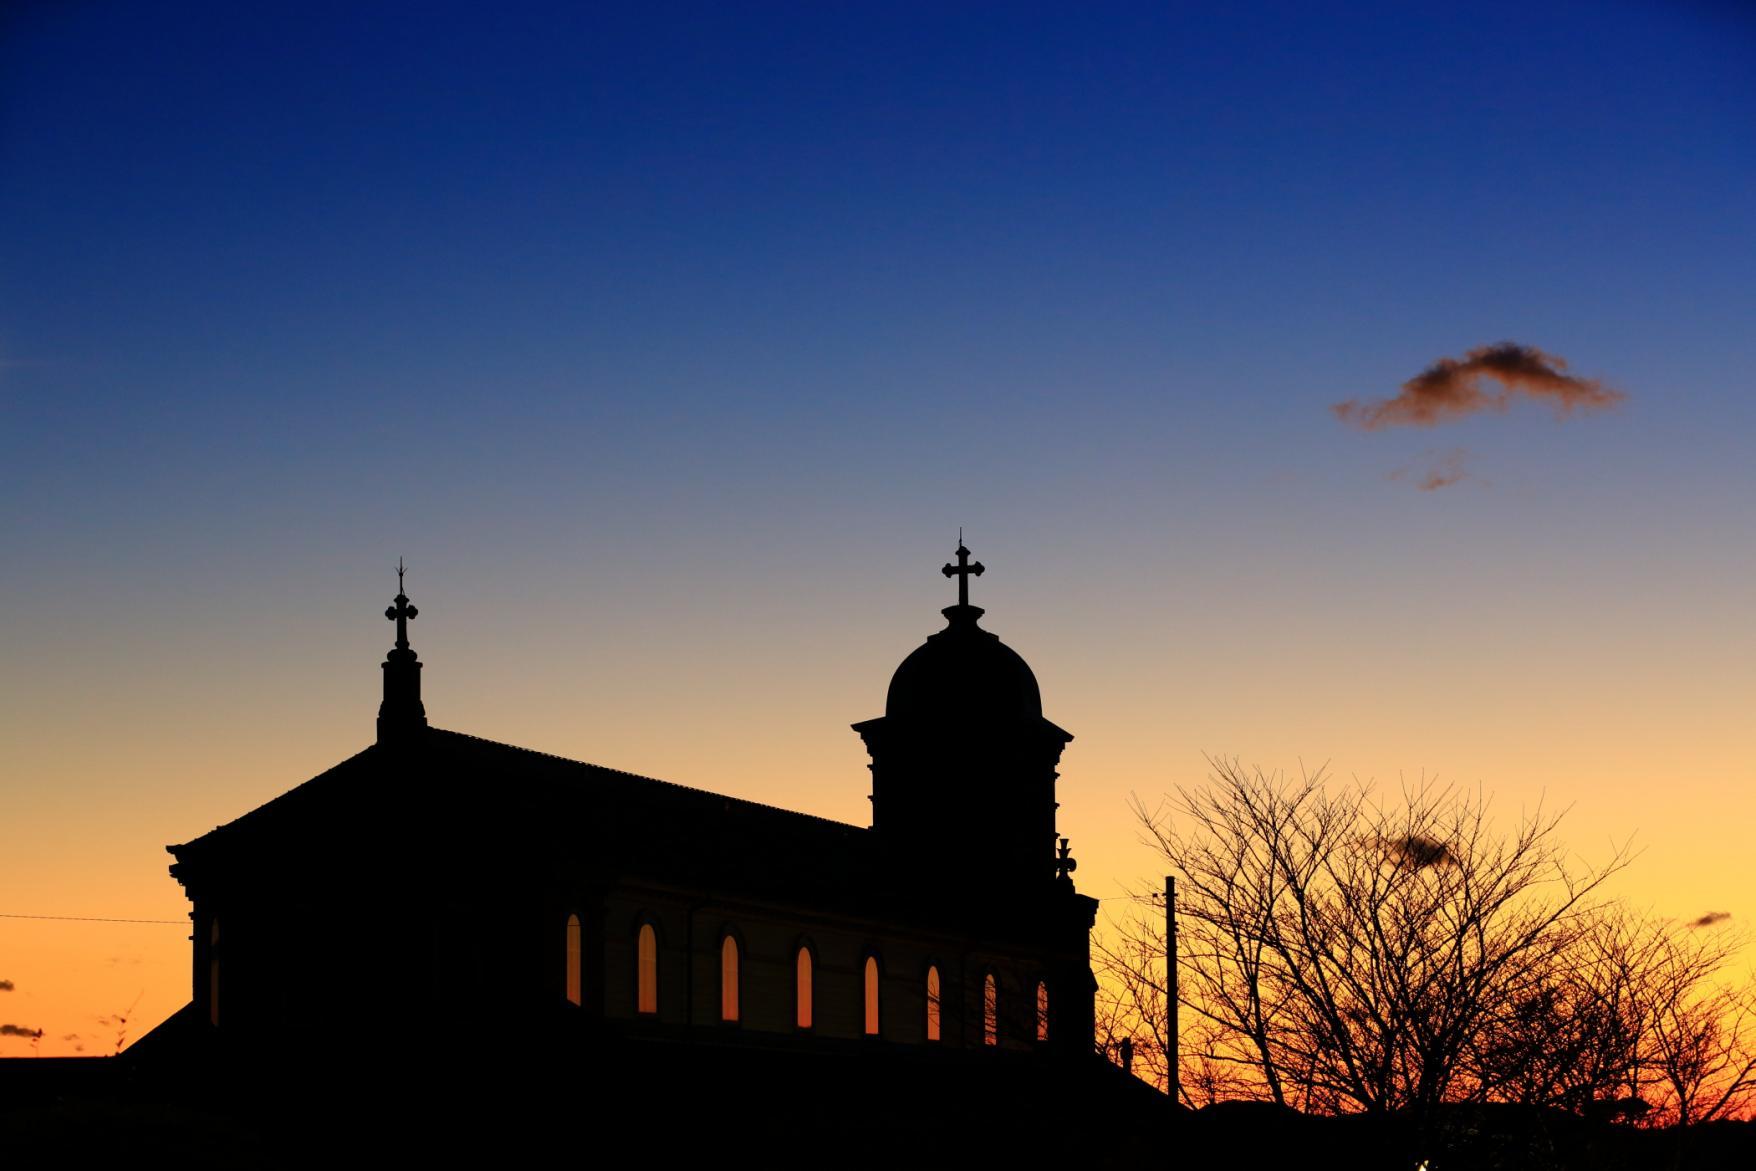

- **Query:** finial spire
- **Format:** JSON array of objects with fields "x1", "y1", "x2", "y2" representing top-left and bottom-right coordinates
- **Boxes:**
[
  {"x1": 941, "y1": 540, "x2": 985, "y2": 609},
  {"x1": 385, "y1": 560, "x2": 418, "y2": 651},
  {"x1": 378, "y1": 562, "x2": 427, "y2": 744}
]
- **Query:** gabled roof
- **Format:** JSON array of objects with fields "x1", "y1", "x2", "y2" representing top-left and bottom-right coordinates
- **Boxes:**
[{"x1": 168, "y1": 727, "x2": 880, "y2": 910}]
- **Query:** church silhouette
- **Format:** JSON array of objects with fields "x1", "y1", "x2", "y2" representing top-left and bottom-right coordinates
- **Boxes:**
[{"x1": 136, "y1": 545, "x2": 1157, "y2": 1161}]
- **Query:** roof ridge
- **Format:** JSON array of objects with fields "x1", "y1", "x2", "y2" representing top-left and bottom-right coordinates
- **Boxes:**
[
  {"x1": 168, "y1": 744, "x2": 380, "y2": 851},
  {"x1": 427, "y1": 727, "x2": 866, "y2": 833}
]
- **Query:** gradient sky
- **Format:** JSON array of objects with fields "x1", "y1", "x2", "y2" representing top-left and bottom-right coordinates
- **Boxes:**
[{"x1": 3, "y1": 1, "x2": 1753, "y2": 1055}]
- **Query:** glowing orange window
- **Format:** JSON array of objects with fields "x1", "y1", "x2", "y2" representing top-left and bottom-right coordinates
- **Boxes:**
[
  {"x1": 564, "y1": 913, "x2": 583, "y2": 1006},
  {"x1": 864, "y1": 956, "x2": 881, "y2": 1036},
  {"x1": 637, "y1": 923, "x2": 658, "y2": 1015},
  {"x1": 721, "y1": 935, "x2": 741, "y2": 1023},
  {"x1": 795, "y1": 947, "x2": 813, "y2": 1029}
]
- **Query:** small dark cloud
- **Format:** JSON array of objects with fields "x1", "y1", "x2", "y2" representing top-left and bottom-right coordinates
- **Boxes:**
[
  {"x1": 1335, "y1": 342, "x2": 1624, "y2": 430},
  {"x1": 1387, "y1": 448, "x2": 1477, "y2": 492},
  {"x1": 0, "y1": 979, "x2": 13, "y2": 992},
  {"x1": 1384, "y1": 834, "x2": 1457, "y2": 869},
  {"x1": 0, "y1": 1024, "x2": 42, "y2": 1038},
  {"x1": 1688, "y1": 911, "x2": 1732, "y2": 928}
]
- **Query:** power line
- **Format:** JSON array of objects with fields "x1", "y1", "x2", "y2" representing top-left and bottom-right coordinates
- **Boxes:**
[
  {"x1": 9, "y1": 900, "x2": 1142, "y2": 921},
  {"x1": 0, "y1": 912, "x2": 185, "y2": 925}
]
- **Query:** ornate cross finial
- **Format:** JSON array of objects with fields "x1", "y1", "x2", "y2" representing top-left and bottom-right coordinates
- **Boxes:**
[
  {"x1": 1055, "y1": 837, "x2": 1078, "y2": 883},
  {"x1": 385, "y1": 562, "x2": 418, "y2": 650},
  {"x1": 377, "y1": 561, "x2": 427, "y2": 742},
  {"x1": 941, "y1": 540, "x2": 985, "y2": 608}
]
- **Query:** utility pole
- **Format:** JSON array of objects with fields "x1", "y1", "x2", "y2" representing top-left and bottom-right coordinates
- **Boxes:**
[{"x1": 1166, "y1": 874, "x2": 1179, "y2": 1109}]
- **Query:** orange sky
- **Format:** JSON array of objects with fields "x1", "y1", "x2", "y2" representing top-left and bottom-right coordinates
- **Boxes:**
[{"x1": 4, "y1": 535, "x2": 1753, "y2": 1056}]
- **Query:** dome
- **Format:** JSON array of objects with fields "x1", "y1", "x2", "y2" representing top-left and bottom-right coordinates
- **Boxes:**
[{"x1": 884, "y1": 604, "x2": 1043, "y2": 723}]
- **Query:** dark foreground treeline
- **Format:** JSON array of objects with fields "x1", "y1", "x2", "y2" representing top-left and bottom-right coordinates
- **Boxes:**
[
  {"x1": 4, "y1": 1051, "x2": 1751, "y2": 1169},
  {"x1": 5, "y1": 1037, "x2": 1167, "y2": 1169},
  {"x1": 1177, "y1": 1099, "x2": 1756, "y2": 1171}
]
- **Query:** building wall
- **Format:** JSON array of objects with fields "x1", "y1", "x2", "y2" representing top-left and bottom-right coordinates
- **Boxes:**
[
  {"x1": 177, "y1": 850, "x2": 1092, "y2": 1057},
  {"x1": 587, "y1": 883, "x2": 1078, "y2": 1052}
]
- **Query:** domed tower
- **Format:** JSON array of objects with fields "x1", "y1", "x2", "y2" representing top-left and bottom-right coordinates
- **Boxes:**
[{"x1": 853, "y1": 543, "x2": 1073, "y2": 895}]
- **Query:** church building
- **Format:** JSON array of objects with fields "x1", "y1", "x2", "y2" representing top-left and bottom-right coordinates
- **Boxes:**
[{"x1": 153, "y1": 546, "x2": 1124, "y2": 1152}]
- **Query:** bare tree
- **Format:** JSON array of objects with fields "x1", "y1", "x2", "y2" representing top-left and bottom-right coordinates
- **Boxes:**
[
  {"x1": 1095, "y1": 757, "x2": 1633, "y2": 1123},
  {"x1": 1094, "y1": 914, "x2": 1172, "y2": 1092},
  {"x1": 1465, "y1": 904, "x2": 1652, "y2": 1115},
  {"x1": 1458, "y1": 902, "x2": 1756, "y2": 1127},
  {"x1": 1639, "y1": 923, "x2": 1756, "y2": 1126}
]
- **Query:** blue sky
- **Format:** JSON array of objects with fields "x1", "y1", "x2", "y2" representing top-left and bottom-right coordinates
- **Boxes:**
[
  {"x1": 6, "y1": 0, "x2": 1754, "y2": 775},
  {"x1": 5, "y1": 0, "x2": 1752, "y2": 697}
]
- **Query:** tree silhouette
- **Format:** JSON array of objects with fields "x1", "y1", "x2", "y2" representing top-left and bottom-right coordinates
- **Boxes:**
[{"x1": 1095, "y1": 758, "x2": 1654, "y2": 1123}]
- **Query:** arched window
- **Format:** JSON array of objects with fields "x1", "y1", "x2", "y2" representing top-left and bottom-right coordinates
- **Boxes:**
[
  {"x1": 863, "y1": 955, "x2": 881, "y2": 1036},
  {"x1": 795, "y1": 946, "x2": 814, "y2": 1029},
  {"x1": 564, "y1": 913, "x2": 583, "y2": 1006},
  {"x1": 983, "y1": 973, "x2": 998, "y2": 1047},
  {"x1": 925, "y1": 966, "x2": 941, "y2": 1042},
  {"x1": 721, "y1": 935, "x2": 741, "y2": 1023},
  {"x1": 1035, "y1": 980, "x2": 1049, "y2": 1042},
  {"x1": 637, "y1": 923, "x2": 659, "y2": 1015},
  {"x1": 208, "y1": 917, "x2": 221, "y2": 1027}
]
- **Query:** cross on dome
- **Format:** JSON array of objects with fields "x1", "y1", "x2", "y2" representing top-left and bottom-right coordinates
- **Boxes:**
[{"x1": 941, "y1": 542, "x2": 984, "y2": 608}]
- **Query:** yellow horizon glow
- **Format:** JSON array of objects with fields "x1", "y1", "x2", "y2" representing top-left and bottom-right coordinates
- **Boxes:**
[{"x1": 4, "y1": 560, "x2": 1752, "y2": 1058}]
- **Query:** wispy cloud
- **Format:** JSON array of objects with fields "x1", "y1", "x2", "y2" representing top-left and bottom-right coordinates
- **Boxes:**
[
  {"x1": 1387, "y1": 448, "x2": 1477, "y2": 492},
  {"x1": 1688, "y1": 911, "x2": 1732, "y2": 928},
  {"x1": 1335, "y1": 342, "x2": 1623, "y2": 430},
  {"x1": 0, "y1": 1024, "x2": 42, "y2": 1038}
]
